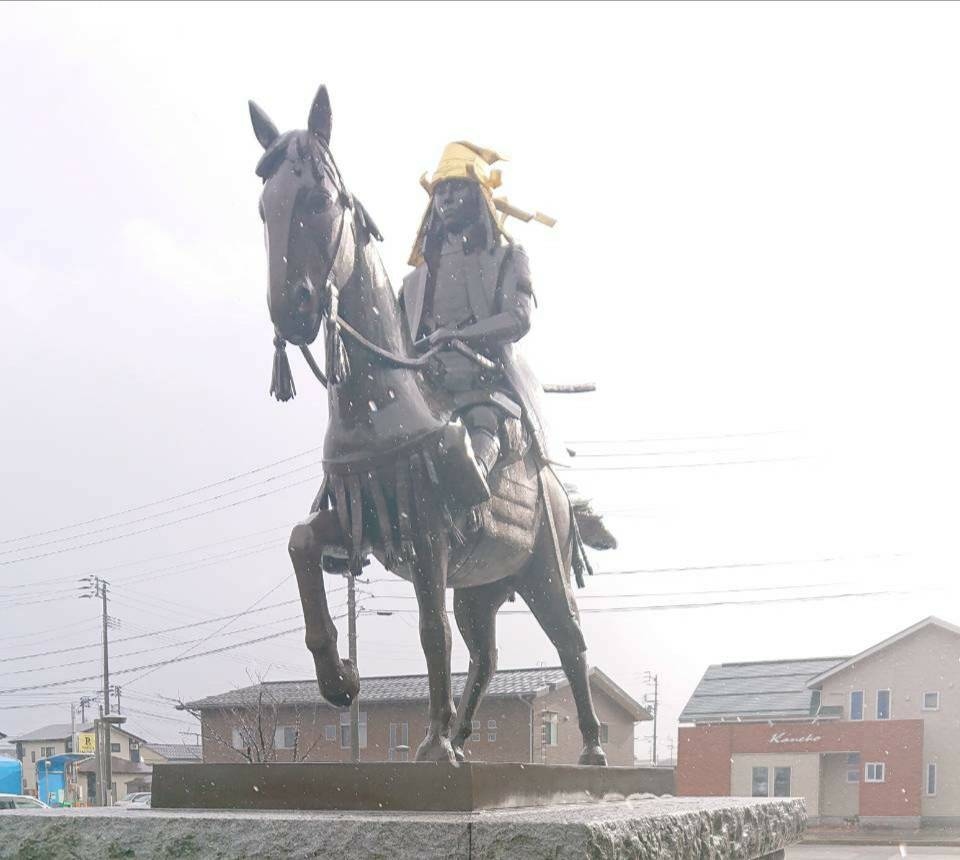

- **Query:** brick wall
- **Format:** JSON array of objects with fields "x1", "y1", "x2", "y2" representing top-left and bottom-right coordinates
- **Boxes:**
[
  {"x1": 200, "y1": 683, "x2": 637, "y2": 765},
  {"x1": 677, "y1": 719, "x2": 924, "y2": 817}
]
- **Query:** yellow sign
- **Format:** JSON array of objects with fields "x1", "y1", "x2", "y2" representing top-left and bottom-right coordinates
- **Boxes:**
[{"x1": 76, "y1": 733, "x2": 96, "y2": 754}]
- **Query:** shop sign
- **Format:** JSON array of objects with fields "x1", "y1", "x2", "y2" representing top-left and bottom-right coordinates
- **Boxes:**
[{"x1": 768, "y1": 731, "x2": 822, "y2": 745}]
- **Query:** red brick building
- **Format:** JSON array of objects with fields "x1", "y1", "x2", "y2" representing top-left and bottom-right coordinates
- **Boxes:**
[
  {"x1": 186, "y1": 666, "x2": 648, "y2": 766},
  {"x1": 677, "y1": 617, "x2": 960, "y2": 826}
]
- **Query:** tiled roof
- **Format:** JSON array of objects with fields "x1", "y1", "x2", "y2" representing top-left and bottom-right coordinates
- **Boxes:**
[
  {"x1": 144, "y1": 743, "x2": 202, "y2": 761},
  {"x1": 185, "y1": 666, "x2": 573, "y2": 710},
  {"x1": 7, "y1": 723, "x2": 80, "y2": 742},
  {"x1": 679, "y1": 657, "x2": 847, "y2": 723}
]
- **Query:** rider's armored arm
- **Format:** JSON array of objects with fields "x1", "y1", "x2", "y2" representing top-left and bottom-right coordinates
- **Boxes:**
[{"x1": 454, "y1": 245, "x2": 534, "y2": 350}]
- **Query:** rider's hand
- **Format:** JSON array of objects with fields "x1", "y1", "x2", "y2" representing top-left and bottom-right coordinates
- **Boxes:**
[{"x1": 426, "y1": 327, "x2": 455, "y2": 347}]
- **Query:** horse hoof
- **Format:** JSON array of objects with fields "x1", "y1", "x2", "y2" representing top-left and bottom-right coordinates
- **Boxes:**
[
  {"x1": 578, "y1": 746, "x2": 608, "y2": 766},
  {"x1": 318, "y1": 658, "x2": 360, "y2": 708},
  {"x1": 415, "y1": 733, "x2": 458, "y2": 765},
  {"x1": 452, "y1": 744, "x2": 466, "y2": 763}
]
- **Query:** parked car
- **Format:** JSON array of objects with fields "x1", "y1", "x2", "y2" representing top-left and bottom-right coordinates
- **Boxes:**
[
  {"x1": 0, "y1": 794, "x2": 49, "y2": 810},
  {"x1": 127, "y1": 793, "x2": 151, "y2": 809},
  {"x1": 115, "y1": 792, "x2": 150, "y2": 808}
]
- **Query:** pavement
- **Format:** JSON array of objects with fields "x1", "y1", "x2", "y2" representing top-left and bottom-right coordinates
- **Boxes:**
[{"x1": 788, "y1": 847, "x2": 960, "y2": 859}]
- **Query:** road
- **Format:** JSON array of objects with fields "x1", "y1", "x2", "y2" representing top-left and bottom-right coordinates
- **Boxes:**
[{"x1": 788, "y1": 846, "x2": 960, "y2": 859}]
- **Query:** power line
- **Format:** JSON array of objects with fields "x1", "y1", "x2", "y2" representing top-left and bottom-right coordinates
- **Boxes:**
[
  {"x1": 0, "y1": 617, "x2": 351, "y2": 695},
  {"x1": 592, "y1": 553, "x2": 904, "y2": 577},
  {"x1": 0, "y1": 472, "x2": 322, "y2": 567},
  {"x1": 565, "y1": 430, "x2": 790, "y2": 444},
  {"x1": 0, "y1": 524, "x2": 291, "y2": 590},
  {"x1": 566, "y1": 456, "x2": 806, "y2": 472},
  {"x1": 0, "y1": 613, "x2": 312, "y2": 679},
  {"x1": 122, "y1": 573, "x2": 296, "y2": 688},
  {"x1": 362, "y1": 589, "x2": 906, "y2": 617},
  {"x1": 0, "y1": 460, "x2": 323, "y2": 558},
  {"x1": 0, "y1": 446, "x2": 323, "y2": 545}
]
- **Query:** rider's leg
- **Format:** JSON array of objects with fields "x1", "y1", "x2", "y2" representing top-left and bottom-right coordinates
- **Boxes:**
[{"x1": 463, "y1": 405, "x2": 501, "y2": 478}]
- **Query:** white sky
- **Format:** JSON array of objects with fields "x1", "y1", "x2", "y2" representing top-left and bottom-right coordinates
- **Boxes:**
[{"x1": 2, "y1": 1, "x2": 959, "y2": 760}]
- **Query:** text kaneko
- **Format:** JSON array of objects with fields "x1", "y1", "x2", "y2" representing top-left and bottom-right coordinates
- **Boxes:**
[{"x1": 768, "y1": 732, "x2": 823, "y2": 744}]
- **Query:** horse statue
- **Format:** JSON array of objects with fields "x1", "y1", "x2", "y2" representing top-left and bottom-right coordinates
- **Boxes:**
[{"x1": 249, "y1": 84, "x2": 613, "y2": 765}]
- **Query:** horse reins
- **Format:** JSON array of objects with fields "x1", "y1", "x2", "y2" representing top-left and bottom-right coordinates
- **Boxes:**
[{"x1": 297, "y1": 207, "x2": 496, "y2": 390}]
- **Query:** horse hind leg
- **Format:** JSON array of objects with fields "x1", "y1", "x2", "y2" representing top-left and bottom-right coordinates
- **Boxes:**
[
  {"x1": 516, "y1": 481, "x2": 607, "y2": 766},
  {"x1": 450, "y1": 579, "x2": 514, "y2": 762},
  {"x1": 288, "y1": 511, "x2": 359, "y2": 708}
]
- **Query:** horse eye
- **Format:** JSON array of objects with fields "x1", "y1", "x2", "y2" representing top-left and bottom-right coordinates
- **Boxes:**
[{"x1": 308, "y1": 192, "x2": 331, "y2": 214}]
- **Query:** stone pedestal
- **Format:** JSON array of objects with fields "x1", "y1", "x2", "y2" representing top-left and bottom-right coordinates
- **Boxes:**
[
  {"x1": 0, "y1": 797, "x2": 805, "y2": 859},
  {"x1": 153, "y1": 761, "x2": 676, "y2": 812}
]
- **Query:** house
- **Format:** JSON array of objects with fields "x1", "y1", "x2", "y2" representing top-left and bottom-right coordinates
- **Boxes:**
[
  {"x1": 185, "y1": 666, "x2": 648, "y2": 766},
  {"x1": 7, "y1": 722, "x2": 149, "y2": 801},
  {"x1": 677, "y1": 616, "x2": 960, "y2": 827},
  {"x1": 141, "y1": 743, "x2": 202, "y2": 764}
]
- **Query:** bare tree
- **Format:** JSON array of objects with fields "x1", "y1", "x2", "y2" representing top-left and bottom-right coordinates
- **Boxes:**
[{"x1": 178, "y1": 677, "x2": 327, "y2": 763}]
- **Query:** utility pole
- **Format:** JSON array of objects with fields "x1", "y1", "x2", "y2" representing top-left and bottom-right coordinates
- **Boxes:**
[
  {"x1": 110, "y1": 685, "x2": 122, "y2": 715},
  {"x1": 643, "y1": 671, "x2": 659, "y2": 766},
  {"x1": 347, "y1": 573, "x2": 360, "y2": 763},
  {"x1": 80, "y1": 576, "x2": 114, "y2": 804},
  {"x1": 79, "y1": 695, "x2": 96, "y2": 724}
]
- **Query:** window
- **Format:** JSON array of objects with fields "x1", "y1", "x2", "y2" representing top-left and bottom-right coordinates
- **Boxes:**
[
  {"x1": 541, "y1": 713, "x2": 558, "y2": 747},
  {"x1": 865, "y1": 762, "x2": 885, "y2": 783},
  {"x1": 487, "y1": 732, "x2": 497, "y2": 742},
  {"x1": 810, "y1": 690, "x2": 822, "y2": 716},
  {"x1": 487, "y1": 719, "x2": 497, "y2": 730},
  {"x1": 274, "y1": 726, "x2": 297, "y2": 749},
  {"x1": 41, "y1": 746, "x2": 55, "y2": 759},
  {"x1": 850, "y1": 690, "x2": 864, "y2": 721},
  {"x1": 471, "y1": 720, "x2": 480, "y2": 732},
  {"x1": 923, "y1": 691, "x2": 940, "y2": 711},
  {"x1": 30, "y1": 751, "x2": 36, "y2": 763},
  {"x1": 752, "y1": 767, "x2": 770, "y2": 797},
  {"x1": 599, "y1": 723, "x2": 609, "y2": 744},
  {"x1": 339, "y1": 711, "x2": 367, "y2": 749},
  {"x1": 324, "y1": 725, "x2": 336, "y2": 742},
  {"x1": 846, "y1": 753, "x2": 861, "y2": 783},
  {"x1": 388, "y1": 723, "x2": 409, "y2": 762},
  {"x1": 927, "y1": 763, "x2": 937, "y2": 796},
  {"x1": 876, "y1": 689, "x2": 891, "y2": 720},
  {"x1": 231, "y1": 728, "x2": 247, "y2": 751},
  {"x1": 773, "y1": 767, "x2": 792, "y2": 797}
]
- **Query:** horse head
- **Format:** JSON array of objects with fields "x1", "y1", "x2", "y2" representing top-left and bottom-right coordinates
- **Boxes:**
[{"x1": 249, "y1": 85, "x2": 355, "y2": 347}]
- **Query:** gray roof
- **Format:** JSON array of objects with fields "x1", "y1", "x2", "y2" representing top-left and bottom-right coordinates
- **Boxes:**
[
  {"x1": 186, "y1": 667, "x2": 575, "y2": 711},
  {"x1": 7, "y1": 723, "x2": 78, "y2": 742},
  {"x1": 679, "y1": 657, "x2": 847, "y2": 723},
  {"x1": 8, "y1": 722, "x2": 147, "y2": 744},
  {"x1": 144, "y1": 743, "x2": 202, "y2": 761}
]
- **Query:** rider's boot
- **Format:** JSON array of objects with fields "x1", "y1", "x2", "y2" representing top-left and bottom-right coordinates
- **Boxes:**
[{"x1": 439, "y1": 419, "x2": 492, "y2": 510}]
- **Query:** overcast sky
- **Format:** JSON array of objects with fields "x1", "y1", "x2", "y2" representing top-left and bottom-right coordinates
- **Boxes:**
[{"x1": 2, "y1": 1, "x2": 959, "y2": 759}]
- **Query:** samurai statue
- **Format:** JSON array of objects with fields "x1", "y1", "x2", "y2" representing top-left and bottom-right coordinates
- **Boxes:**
[{"x1": 400, "y1": 142, "x2": 559, "y2": 511}]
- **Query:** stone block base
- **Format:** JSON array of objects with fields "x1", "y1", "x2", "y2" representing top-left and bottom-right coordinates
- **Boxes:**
[
  {"x1": 0, "y1": 797, "x2": 805, "y2": 859},
  {"x1": 153, "y1": 761, "x2": 676, "y2": 812}
]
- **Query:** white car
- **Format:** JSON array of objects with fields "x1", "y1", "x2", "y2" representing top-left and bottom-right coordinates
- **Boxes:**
[
  {"x1": 0, "y1": 794, "x2": 49, "y2": 810},
  {"x1": 115, "y1": 792, "x2": 150, "y2": 808}
]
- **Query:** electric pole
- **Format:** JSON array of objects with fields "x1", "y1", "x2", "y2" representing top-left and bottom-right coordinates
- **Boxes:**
[
  {"x1": 79, "y1": 696, "x2": 96, "y2": 724},
  {"x1": 347, "y1": 573, "x2": 360, "y2": 763},
  {"x1": 80, "y1": 576, "x2": 114, "y2": 804},
  {"x1": 643, "y1": 671, "x2": 659, "y2": 766},
  {"x1": 110, "y1": 685, "x2": 122, "y2": 715}
]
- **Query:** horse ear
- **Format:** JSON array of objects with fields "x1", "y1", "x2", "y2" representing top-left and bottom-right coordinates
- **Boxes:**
[
  {"x1": 248, "y1": 100, "x2": 279, "y2": 150},
  {"x1": 307, "y1": 85, "x2": 332, "y2": 144}
]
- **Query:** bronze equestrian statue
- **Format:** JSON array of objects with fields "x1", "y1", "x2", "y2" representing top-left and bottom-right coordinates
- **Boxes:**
[{"x1": 249, "y1": 84, "x2": 615, "y2": 765}]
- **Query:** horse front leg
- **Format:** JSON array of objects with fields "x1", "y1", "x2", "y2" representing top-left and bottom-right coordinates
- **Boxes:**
[
  {"x1": 289, "y1": 511, "x2": 359, "y2": 708},
  {"x1": 411, "y1": 531, "x2": 457, "y2": 764}
]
